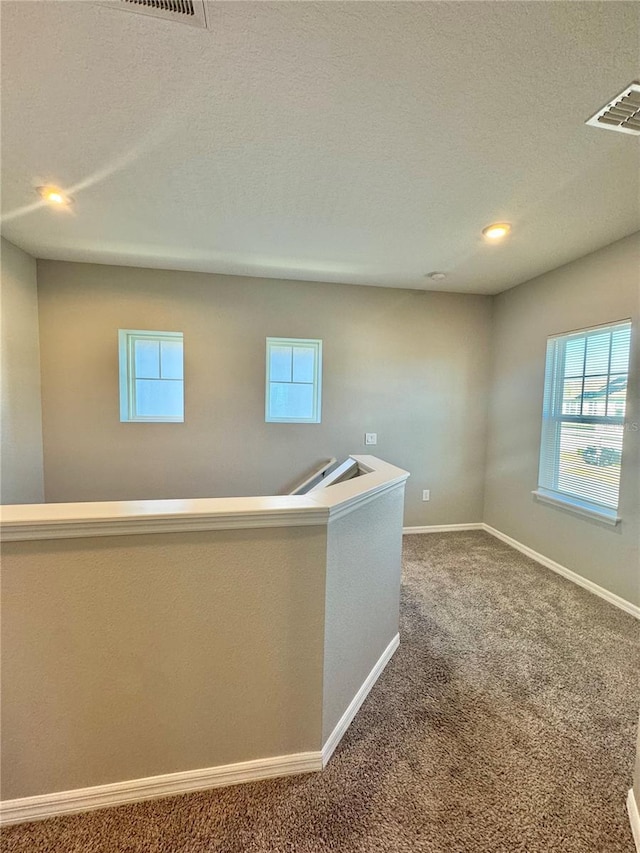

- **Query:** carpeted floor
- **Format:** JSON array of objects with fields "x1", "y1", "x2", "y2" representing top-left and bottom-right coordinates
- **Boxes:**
[{"x1": 3, "y1": 531, "x2": 639, "y2": 852}]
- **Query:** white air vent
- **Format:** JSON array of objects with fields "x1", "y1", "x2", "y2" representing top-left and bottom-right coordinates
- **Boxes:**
[
  {"x1": 586, "y1": 83, "x2": 640, "y2": 136},
  {"x1": 97, "y1": 0, "x2": 208, "y2": 29}
]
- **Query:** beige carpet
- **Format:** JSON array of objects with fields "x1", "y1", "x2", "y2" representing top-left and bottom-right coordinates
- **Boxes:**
[{"x1": 3, "y1": 531, "x2": 639, "y2": 852}]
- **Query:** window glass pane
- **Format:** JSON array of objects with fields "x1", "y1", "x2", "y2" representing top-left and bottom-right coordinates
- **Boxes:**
[
  {"x1": 269, "y1": 382, "x2": 314, "y2": 420},
  {"x1": 563, "y1": 337, "x2": 585, "y2": 377},
  {"x1": 160, "y1": 340, "x2": 183, "y2": 379},
  {"x1": 610, "y1": 327, "x2": 631, "y2": 373},
  {"x1": 134, "y1": 339, "x2": 160, "y2": 379},
  {"x1": 581, "y1": 376, "x2": 608, "y2": 416},
  {"x1": 584, "y1": 332, "x2": 610, "y2": 375},
  {"x1": 135, "y1": 379, "x2": 183, "y2": 418},
  {"x1": 606, "y1": 375, "x2": 628, "y2": 417},
  {"x1": 292, "y1": 346, "x2": 315, "y2": 383},
  {"x1": 269, "y1": 345, "x2": 292, "y2": 382},
  {"x1": 556, "y1": 422, "x2": 623, "y2": 509},
  {"x1": 561, "y1": 378, "x2": 583, "y2": 415},
  {"x1": 539, "y1": 321, "x2": 630, "y2": 514}
]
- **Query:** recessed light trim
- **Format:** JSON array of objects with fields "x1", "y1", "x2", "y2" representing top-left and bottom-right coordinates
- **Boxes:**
[
  {"x1": 426, "y1": 272, "x2": 447, "y2": 281},
  {"x1": 482, "y1": 222, "x2": 511, "y2": 241},
  {"x1": 37, "y1": 185, "x2": 73, "y2": 207}
]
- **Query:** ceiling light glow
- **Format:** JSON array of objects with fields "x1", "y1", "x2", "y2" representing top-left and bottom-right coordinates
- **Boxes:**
[
  {"x1": 37, "y1": 185, "x2": 72, "y2": 207},
  {"x1": 482, "y1": 222, "x2": 511, "y2": 241}
]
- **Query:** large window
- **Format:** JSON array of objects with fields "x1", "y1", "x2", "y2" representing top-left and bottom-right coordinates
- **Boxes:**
[
  {"x1": 119, "y1": 330, "x2": 184, "y2": 422},
  {"x1": 265, "y1": 338, "x2": 322, "y2": 423},
  {"x1": 536, "y1": 320, "x2": 631, "y2": 523}
]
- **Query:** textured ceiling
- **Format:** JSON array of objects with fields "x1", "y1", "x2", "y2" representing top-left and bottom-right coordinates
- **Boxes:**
[{"x1": 1, "y1": 1, "x2": 638, "y2": 294}]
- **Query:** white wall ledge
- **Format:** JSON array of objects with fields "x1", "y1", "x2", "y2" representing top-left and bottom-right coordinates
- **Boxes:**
[
  {"x1": 0, "y1": 456, "x2": 409, "y2": 542},
  {"x1": 531, "y1": 488, "x2": 621, "y2": 526}
]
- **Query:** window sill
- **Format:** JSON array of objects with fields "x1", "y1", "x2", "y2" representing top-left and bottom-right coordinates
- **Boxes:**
[
  {"x1": 532, "y1": 489, "x2": 621, "y2": 526},
  {"x1": 121, "y1": 417, "x2": 184, "y2": 423},
  {"x1": 265, "y1": 419, "x2": 321, "y2": 424}
]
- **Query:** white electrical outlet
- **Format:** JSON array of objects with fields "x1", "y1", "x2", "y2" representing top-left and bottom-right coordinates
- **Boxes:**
[
  {"x1": 422, "y1": 489, "x2": 430, "y2": 501},
  {"x1": 365, "y1": 433, "x2": 377, "y2": 445}
]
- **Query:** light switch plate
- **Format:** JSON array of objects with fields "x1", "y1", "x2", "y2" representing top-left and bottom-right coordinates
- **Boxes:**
[{"x1": 365, "y1": 433, "x2": 377, "y2": 445}]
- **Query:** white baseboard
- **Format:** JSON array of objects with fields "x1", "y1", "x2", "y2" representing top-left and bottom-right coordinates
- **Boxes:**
[
  {"x1": 322, "y1": 632, "x2": 400, "y2": 767},
  {"x1": 628, "y1": 789, "x2": 640, "y2": 853},
  {"x1": 0, "y1": 637, "x2": 402, "y2": 826},
  {"x1": 482, "y1": 524, "x2": 640, "y2": 620},
  {"x1": 0, "y1": 751, "x2": 322, "y2": 827},
  {"x1": 403, "y1": 523, "x2": 483, "y2": 534}
]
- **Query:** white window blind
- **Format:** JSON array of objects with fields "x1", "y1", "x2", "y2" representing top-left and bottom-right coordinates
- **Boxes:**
[
  {"x1": 119, "y1": 330, "x2": 184, "y2": 422},
  {"x1": 537, "y1": 320, "x2": 631, "y2": 517},
  {"x1": 265, "y1": 338, "x2": 322, "y2": 423}
]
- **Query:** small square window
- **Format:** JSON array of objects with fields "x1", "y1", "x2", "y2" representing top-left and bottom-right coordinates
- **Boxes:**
[
  {"x1": 265, "y1": 338, "x2": 322, "y2": 423},
  {"x1": 119, "y1": 330, "x2": 184, "y2": 422}
]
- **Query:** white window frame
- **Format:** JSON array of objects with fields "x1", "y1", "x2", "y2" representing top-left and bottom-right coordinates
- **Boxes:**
[
  {"x1": 265, "y1": 337, "x2": 322, "y2": 424},
  {"x1": 119, "y1": 329, "x2": 184, "y2": 423},
  {"x1": 533, "y1": 319, "x2": 632, "y2": 525}
]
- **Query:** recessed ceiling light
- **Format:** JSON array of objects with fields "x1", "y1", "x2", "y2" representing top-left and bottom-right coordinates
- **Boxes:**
[
  {"x1": 482, "y1": 222, "x2": 511, "y2": 241},
  {"x1": 36, "y1": 185, "x2": 72, "y2": 207},
  {"x1": 426, "y1": 272, "x2": 447, "y2": 281}
]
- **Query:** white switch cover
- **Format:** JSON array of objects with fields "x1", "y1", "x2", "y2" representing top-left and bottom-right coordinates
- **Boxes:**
[
  {"x1": 365, "y1": 433, "x2": 377, "y2": 445},
  {"x1": 422, "y1": 490, "x2": 430, "y2": 501}
]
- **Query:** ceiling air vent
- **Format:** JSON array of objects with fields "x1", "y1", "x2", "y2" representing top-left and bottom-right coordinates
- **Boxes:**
[
  {"x1": 586, "y1": 83, "x2": 640, "y2": 136},
  {"x1": 97, "y1": 0, "x2": 208, "y2": 29}
]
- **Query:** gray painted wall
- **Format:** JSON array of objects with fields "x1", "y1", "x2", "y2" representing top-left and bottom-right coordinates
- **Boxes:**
[
  {"x1": 0, "y1": 238, "x2": 44, "y2": 503},
  {"x1": 484, "y1": 233, "x2": 640, "y2": 606},
  {"x1": 322, "y1": 485, "x2": 404, "y2": 742},
  {"x1": 1, "y1": 526, "x2": 327, "y2": 799},
  {"x1": 36, "y1": 260, "x2": 492, "y2": 526}
]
